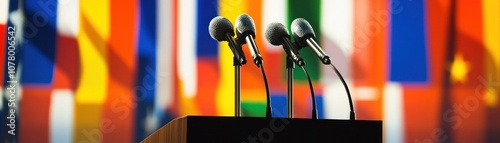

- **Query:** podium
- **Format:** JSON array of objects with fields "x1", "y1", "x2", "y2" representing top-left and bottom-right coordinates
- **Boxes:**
[{"x1": 141, "y1": 116, "x2": 382, "y2": 143}]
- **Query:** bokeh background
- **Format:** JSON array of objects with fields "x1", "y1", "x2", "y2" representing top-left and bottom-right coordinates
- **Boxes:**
[{"x1": 1, "y1": 0, "x2": 499, "y2": 142}]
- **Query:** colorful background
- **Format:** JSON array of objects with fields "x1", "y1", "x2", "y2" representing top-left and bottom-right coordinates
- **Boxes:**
[{"x1": 1, "y1": 0, "x2": 499, "y2": 142}]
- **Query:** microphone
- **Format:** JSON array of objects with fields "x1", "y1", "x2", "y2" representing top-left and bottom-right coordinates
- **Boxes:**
[
  {"x1": 265, "y1": 22, "x2": 319, "y2": 119},
  {"x1": 235, "y1": 14, "x2": 263, "y2": 66},
  {"x1": 292, "y1": 18, "x2": 356, "y2": 120},
  {"x1": 235, "y1": 14, "x2": 272, "y2": 118},
  {"x1": 209, "y1": 16, "x2": 247, "y2": 65},
  {"x1": 291, "y1": 18, "x2": 331, "y2": 65},
  {"x1": 264, "y1": 23, "x2": 305, "y2": 67}
]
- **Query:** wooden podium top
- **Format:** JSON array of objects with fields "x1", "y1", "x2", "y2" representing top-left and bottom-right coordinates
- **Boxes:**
[{"x1": 141, "y1": 116, "x2": 382, "y2": 143}]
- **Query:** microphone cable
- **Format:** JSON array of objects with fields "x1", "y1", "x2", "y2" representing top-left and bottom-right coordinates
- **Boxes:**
[
  {"x1": 329, "y1": 63, "x2": 355, "y2": 120},
  {"x1": 258, "y1": 64, "x2": 273, "y2": 118},
  {"x1": 300, "y1": 65, "x2": 318, "y2": 119}
]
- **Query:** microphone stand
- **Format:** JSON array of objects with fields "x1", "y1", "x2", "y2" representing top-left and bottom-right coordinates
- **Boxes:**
[
  {"x1": 286, "y1": 56, "x2": 294, "y2": 118},
  {"x1": 234, "y1": 57, "x2": 242, "y2": 117}
]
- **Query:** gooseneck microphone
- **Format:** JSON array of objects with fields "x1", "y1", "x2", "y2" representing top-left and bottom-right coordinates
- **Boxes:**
[
  {"x1": 236, "y1": 14, "x2": 263, "y2": 66},
  {"x1": 291, "y1": 18, "x2": 356, "y2": 120},
  {"x1": 209, "y1": 16, "x2": 247, "y2": 117},
  {"x1": 235, "y1": 14, "x2": 273, "y2": 118},
  {"x1": 265, "y1": 23, "x2": 318, "y2": 119},
  {"x1": 291, "y1": 18, "x2": 331, "y2": 65},
  {"x1": 264, "y1": 23, "x2": 305, "y2": 66},
  {"x1": 209, "y1": 16, "x2": 247, "y2": 65}
]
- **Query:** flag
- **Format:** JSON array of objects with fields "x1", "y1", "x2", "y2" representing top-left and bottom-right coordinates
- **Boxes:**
[
  {"x1": 482, "y1": 0, "x2": 500, "y2": 142},
  {"x1": 1, "y1": 0, "x2": 499, "y2": 142}
]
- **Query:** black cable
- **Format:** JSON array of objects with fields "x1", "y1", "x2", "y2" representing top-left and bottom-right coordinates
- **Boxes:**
[
  {"x1": 300, "y1": 66, "x2": 317, "y2": 119},
  {"x1": 329, "y1": 64, "x2": 355, "y2": 120},
  {"x1": 259, "y1": 64, "x2": 272, "y2": 118}
]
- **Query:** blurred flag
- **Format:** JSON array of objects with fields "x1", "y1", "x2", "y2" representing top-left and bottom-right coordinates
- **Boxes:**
[
  {"x1": 482, "y1": 0, "x2": 500, "y2": 142},
  {"x1": 0, "y1": 0, "x2": 498, "y2": 143}
]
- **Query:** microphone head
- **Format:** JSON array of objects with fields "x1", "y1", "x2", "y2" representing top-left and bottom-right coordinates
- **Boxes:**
[
  {"x1": 209, "y1": 16, "x2": 235, "y2": 41},
  {"x1": 235, "y1": 14, "x2": 256, "y2": 39},
  {"x1": 264, "y1": 22, "x2": 290, "y2": 45},
  {"x1": 291, "y1": 18, "x2": 316, "y2": 44}
]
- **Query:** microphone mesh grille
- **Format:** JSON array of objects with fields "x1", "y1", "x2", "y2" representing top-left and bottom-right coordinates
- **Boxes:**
[
  {"x1": 235, "y1": 14, "x2": 256, "y2": 38},
  {"x1": 264, "y1": 23, "x2": 290, "y2": 45},
  {"x1": 209, "y1": 16, "x2": 234, "y2": 41},
  {"x1": 291, "y1": 18, "x2": 316, "y2": 40}
]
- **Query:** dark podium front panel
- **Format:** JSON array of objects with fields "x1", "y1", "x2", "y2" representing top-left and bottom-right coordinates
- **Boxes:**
[{"x1": 141, "y1": 116, "x2": 382, "y2": 143}]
